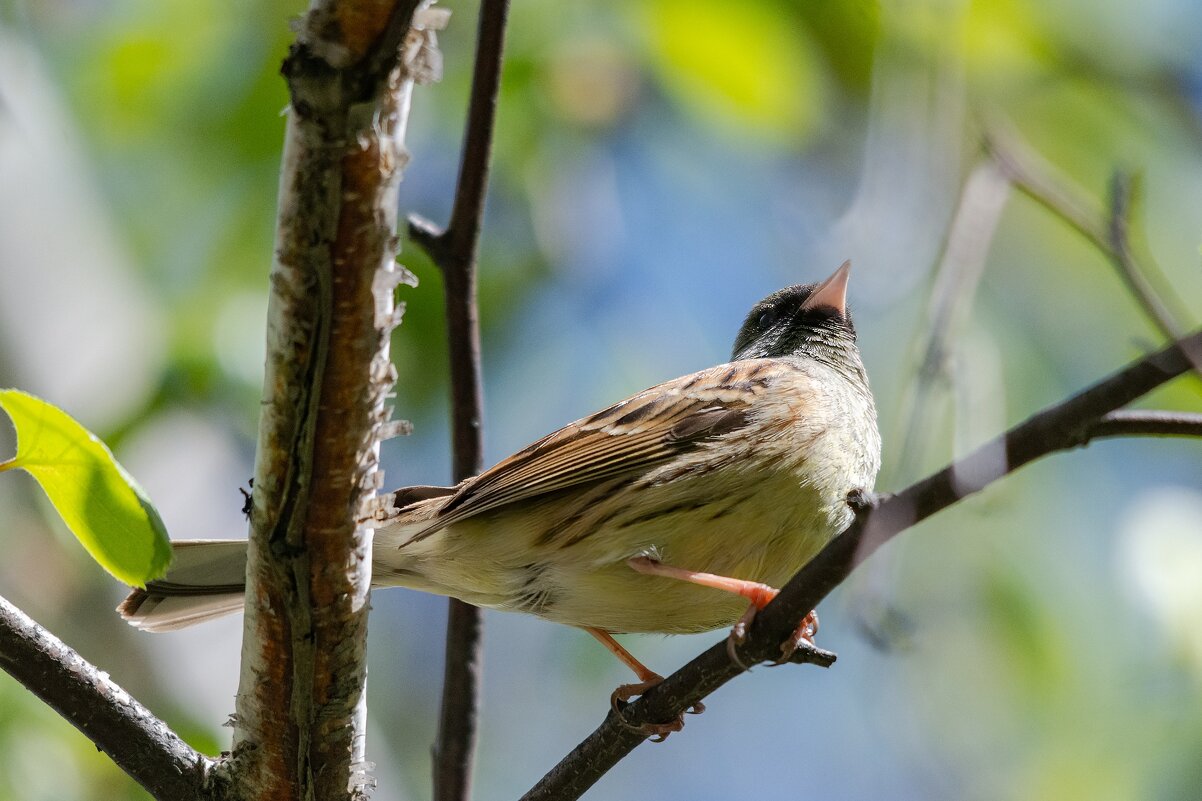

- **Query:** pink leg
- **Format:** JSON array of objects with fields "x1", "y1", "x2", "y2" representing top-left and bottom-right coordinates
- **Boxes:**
[
  {"x1": 586, "y1": 627, "x2": 703, "y2": 741},
  {"x1": 585, "y1": 627, "x2": 659, "y2": 684},
  {"x1": 627, "y1": 556, "x2": 820, "y2": 667},
  {"x1": 627, "y1": 556, "x2": 779, "y2": 608}
]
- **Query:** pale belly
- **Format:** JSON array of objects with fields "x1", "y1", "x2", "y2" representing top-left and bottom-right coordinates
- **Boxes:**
[
  {"x1": 539, "y1": 477, "x2": 840, "y2": 633},
  {"x1": 386, "y1": 468, "x2": 852, "y2": 634}
]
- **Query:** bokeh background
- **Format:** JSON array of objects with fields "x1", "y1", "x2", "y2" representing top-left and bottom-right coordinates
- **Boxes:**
[{"x1": 2, "y1": 0, "x2": 1202, "y2": 799}]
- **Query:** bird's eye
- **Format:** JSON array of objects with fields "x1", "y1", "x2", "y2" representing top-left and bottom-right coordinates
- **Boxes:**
[{"x1": 757, "y1": 309, "x2": 777, "y2": 329}]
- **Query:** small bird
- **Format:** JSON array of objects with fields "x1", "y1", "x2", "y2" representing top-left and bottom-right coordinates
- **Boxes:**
[{"x1": 120, "y1": 261, "x2": 880, "y2": 732}]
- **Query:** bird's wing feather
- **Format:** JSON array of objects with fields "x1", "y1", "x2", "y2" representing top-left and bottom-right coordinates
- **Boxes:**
[{"x1": 409, "y1": 360, "x2": 780, "y2": 541}]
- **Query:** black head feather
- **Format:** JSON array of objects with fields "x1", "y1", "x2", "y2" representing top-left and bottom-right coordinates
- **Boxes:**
[{"x1": 731, "y1": 282, "x2": 857, "y2": 361}]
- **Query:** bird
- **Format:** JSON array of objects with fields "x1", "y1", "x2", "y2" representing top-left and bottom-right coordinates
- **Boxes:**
[{"x1": 119, "y1": 261, "x2": 880, "y2": 735}]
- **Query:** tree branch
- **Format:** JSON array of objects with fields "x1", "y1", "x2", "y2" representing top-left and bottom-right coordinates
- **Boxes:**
[
  {"x1": 519, "y1": 329, "x2": 1202, "y2": 801},
  {"x1": 1103, "y1": 171, "x2": 1198, "y2": 351},
  {"x1": 1086, "y1": 409, "x2": 1202, "y2": 440},
  {"x1": 0, "y1": 595, "x2": 211, "y2": 799},
  {"x1": 407, "y1": 3, "x2": 510, "y2": 801},
  {"x1": 887, "y1": 159, "x2": 1012, "y2": 489},
  {"x1": 220, "y1": 2, "x2": 439, "y2": 798},
  {"x1": 984, "y1": 126, "x2": 1194, "y2": 347}
]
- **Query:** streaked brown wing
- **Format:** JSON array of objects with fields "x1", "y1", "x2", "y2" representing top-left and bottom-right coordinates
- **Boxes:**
[{"x1": 411, "y1": 360, "x2": 777, "y2": 540}]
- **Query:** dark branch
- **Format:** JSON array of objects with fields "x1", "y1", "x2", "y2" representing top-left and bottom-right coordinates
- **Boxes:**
[
  {"x1": 407, "y1": 3, "x2": 511, "y2": 801},
  {"x1": 1086, "y1": 409, "x2": 1202, "y2": 440},
  {"x1": 434, "y1": 597, "x2": 484, "y2": 801},
  {"x1": 0, "y1": 595, "x2": 211, "y2": 799},
  {"x1": 409, "y1": 0, "x2": 509, "y2": 262},
  {"x1": 519, "y1": 330, "x2": 1202, "y2": 801}
]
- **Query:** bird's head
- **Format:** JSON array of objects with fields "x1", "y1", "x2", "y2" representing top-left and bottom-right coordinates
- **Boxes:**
[{"x1": 731, "y1": 261, "x2": 860, "y2": 370}]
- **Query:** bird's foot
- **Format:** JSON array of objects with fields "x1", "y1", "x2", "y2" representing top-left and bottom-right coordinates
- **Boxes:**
[
  {"x1": 610, "y1": 675, "x2": 663, "y2": 713},
  {"x1": 727, "y1": 605, "x2": 822, "y2": 668},
  {"x1": 726, "y1": 601, "x2": 764, "y2": 671},
  {"x1": 773, "y1": 609, "x2": 820, "y2": 665},
  {"x1": 610, "y1": 675, "x2": 704, "y2": 742}
]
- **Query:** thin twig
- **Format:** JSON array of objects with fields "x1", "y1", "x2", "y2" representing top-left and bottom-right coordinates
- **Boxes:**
[
  {"x1": 854, "y1": 158, "x2": 1009, "y2": 647},
  {"x1": 984, "y1": 126, "x2": 1193, "y2": 344},
  {"x1": 519, "y1": 329, "x2": 1202, "y2": 801},
  {"x1": 855, "y1": 158, "x2": 1011, "y2": 649},
  {"x1": 407, "y1": 2, "x2": 511, "y2": 800},
  {"x1": 1105, "y1": 172, "x2": 1195, "y2": 340},
  {"x1": 1086, "y1": 409, "x2": 1202, "y2": 439},
  {"x1": 890, "y1": 159, "x2": 1012, "y2": 476},
  {"x1": 0, "y1": 595, "x2": 212, "y2": 799}
]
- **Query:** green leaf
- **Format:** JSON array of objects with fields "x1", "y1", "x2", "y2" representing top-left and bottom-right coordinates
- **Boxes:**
[
  {"x1": 641, "y1": 0, "x2": 826, "y2": 142},
  {"x1": 0, "y1": 390, "x2": 172, "y2": 586}
]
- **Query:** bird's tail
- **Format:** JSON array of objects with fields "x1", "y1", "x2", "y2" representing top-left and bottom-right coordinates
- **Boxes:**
[
  {"x1": 117, "y1": 484, "x2": 457, "y2": 632},
  {"x1": 117, "y1": 540, "x2": 249, "y2": 632}
]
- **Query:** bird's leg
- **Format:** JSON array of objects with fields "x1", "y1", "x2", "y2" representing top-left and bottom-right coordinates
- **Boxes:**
[
  {"x1": 627, "y1": 556, "x2": 779, "y2": 610},
  {"x1": 585, "y1": 627, "x2": 702, "y2": 742},
  {"x1": 626, "y1": 556, "x2": 820, "y2": 667},
  {"x1": 586, "y1": 627, "x2": 662, "y2": 703}
]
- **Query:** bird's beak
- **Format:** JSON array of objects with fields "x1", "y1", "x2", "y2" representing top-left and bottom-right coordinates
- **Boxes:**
[{"x1": 801, "y1": 260, "x2": 851, "y2": 316}]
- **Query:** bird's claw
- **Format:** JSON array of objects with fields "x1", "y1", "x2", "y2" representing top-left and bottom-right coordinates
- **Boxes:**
[
  {"x1": 726, "y1": 606, "x2": 821, "y2": 668},
  {"x1": 725, "y1": 602, "x2": 761, "y2": 671},
  {"x1": 610, "y1": 676, "x2": 664, "y2": 714},
  {"x1": 639, "y1": 717, "x2": 685, "y2": 742},
  {"x1": 772, "y1": 610, "x2": 819, "y2": 665},
  {"x1": 610, "y1": 675, "x2": 703, "y2": 742},
  {"x1": 726, "y1": 628, "x2": 752, "y2": 672}
]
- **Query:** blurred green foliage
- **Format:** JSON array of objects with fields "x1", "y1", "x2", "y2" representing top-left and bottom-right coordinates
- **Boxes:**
[
  {"x1": 0, "y1": 0, "x2": 1200, "y2": 799},
  {"x1": 643, "y1": 0, "x2": 826, "y2": 142}
]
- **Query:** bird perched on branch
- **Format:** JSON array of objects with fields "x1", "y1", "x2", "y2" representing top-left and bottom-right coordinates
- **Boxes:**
[{"x1": 120, "y1": 261, "x2": 880, "y2": 735}]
